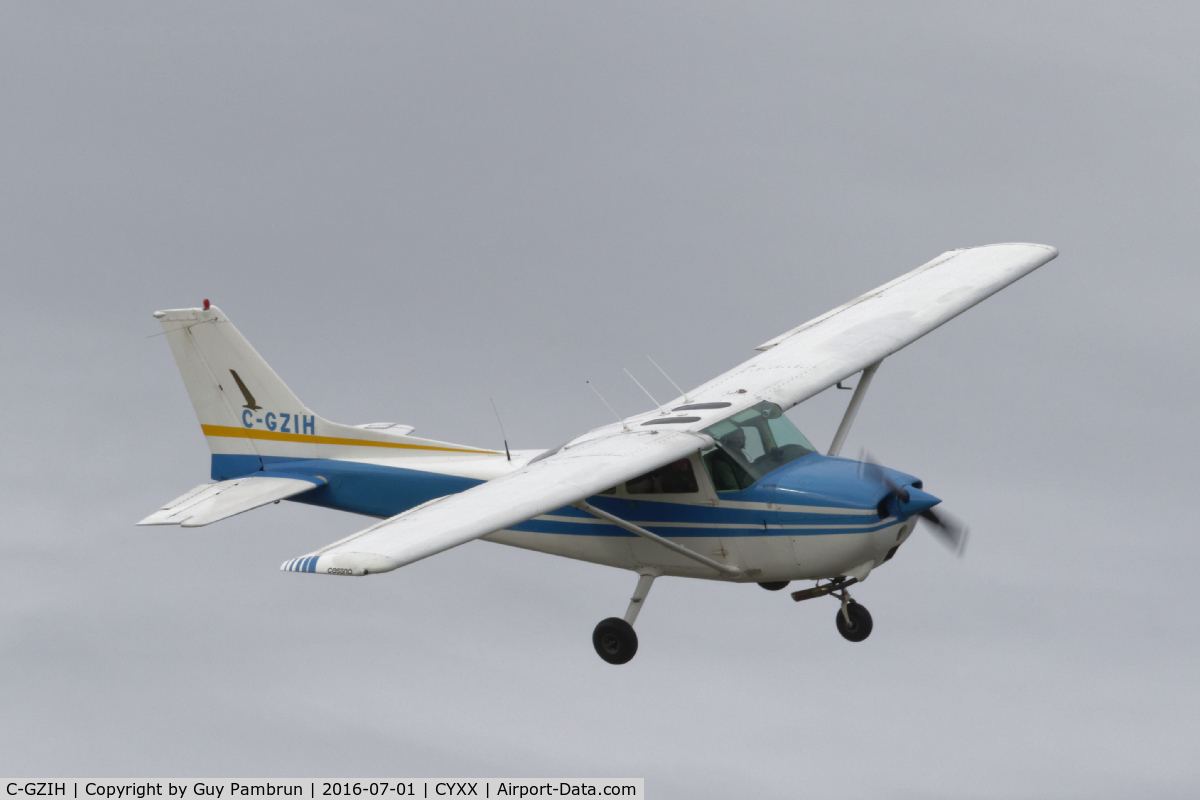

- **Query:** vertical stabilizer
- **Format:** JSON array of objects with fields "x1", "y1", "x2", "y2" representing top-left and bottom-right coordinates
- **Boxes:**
[{"x1": 154, "y1": 305, "x2": 320, "y2": 463}]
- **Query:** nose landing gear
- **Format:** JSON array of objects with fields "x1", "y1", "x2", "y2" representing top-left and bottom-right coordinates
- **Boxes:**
[{"x1": 791, "y1": 577, "x2": 873, "y2": 642}]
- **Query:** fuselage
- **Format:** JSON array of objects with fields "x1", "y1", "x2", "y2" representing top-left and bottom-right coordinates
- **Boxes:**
[{"x1": 213, "y1": 447, "x2": 936, "y2": 583}]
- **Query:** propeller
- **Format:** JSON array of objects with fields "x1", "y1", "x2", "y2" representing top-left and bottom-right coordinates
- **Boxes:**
[
  {"x1": 917, "y1": 505, "x2": 969, "y2": 557},
  {"x1": 858, "y1": 450, "x2": 969, "y2": 557}
]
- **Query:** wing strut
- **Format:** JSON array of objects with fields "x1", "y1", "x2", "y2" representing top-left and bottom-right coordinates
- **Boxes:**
[
  {"x1": 572, "y1": 500, "x2": 743, "y2": 577},
  {"x1": 827, "y1": 360, "x2": 882, "y2": 457}
]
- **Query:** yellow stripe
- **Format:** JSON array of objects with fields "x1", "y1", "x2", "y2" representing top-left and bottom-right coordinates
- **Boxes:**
[{"x1": 201, "y1": 424, "x2": 500, "y2": 455}]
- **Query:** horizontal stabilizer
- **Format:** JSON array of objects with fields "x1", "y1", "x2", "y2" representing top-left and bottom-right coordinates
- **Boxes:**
[{"x1": 138, "y1": 472, "x2": 326, "y2": 528}]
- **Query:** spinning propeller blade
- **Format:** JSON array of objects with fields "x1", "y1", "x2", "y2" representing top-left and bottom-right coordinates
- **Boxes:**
[
  {"x1": 859, "y1": 450, "x2": 969, "y2": 557},
  {"x1": 918, "y1": 507, "x2": 969, "y2": 557},
  {"x1": 857, "y1": 453, "x2": 908, "y2": 502}
]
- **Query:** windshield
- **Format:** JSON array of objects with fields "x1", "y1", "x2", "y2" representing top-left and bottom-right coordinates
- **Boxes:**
[{"x1": 701, "y1": 402, "x2": 816, "y2": 491}]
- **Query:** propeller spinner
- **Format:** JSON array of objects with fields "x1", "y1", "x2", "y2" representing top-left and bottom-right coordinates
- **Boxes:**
[{"x1": 859, "y1": 451, "x2": 969, "y2": 557}]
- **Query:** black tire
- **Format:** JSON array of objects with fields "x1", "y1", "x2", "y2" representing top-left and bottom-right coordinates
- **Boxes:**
[
  {"x1": 593, "y1": 617, "x2": 639, "y2": 664},
  {"x1": 835, "y1": 601, "x2": 873, "y2": 642},
  {"x1": 757, "y1": 581, "x2": 791, "y2": 591}
]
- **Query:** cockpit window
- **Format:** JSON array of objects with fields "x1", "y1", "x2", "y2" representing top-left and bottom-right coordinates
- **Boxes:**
[{"x1": 701, "y1": 402, "x2": 815, "y2": 492}]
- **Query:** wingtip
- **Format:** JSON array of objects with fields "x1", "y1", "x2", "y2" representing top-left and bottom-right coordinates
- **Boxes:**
[
  {"x1": 280, "y1": 555, "x2": 323, "y2": 573},
  {"x1": 280, "y1": 551, "x2": 402, "y2": 576}
]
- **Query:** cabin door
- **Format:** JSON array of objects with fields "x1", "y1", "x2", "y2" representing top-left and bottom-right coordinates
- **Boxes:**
[{"x1": 727, "y1": 483, "x2": 800, "y2": 579}]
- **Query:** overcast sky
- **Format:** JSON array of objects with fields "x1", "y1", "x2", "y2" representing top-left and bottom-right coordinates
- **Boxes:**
[{"x1": 2, "y1": 3, "x2": 1197, "y2": 798}]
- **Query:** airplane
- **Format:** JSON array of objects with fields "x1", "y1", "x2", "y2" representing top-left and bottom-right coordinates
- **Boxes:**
[{"x1": 140, "y1": 242, "x2": 1057, "y2": 664}]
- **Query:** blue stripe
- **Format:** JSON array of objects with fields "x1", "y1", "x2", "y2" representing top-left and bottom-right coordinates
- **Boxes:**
[
  {"x1": 220, "y1": 453, "x2": 925, "y2": 542},
  {"x1": 212, "y1": 454, "x2": 480, "y2": 519},
  {"x1": 509, "y1": 517, "x2": 897, "y2": 538}
]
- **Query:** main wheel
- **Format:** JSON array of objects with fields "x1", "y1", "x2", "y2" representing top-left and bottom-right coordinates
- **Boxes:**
[
  {"x1": 593, "y1": 617, "x2": 639, "y2": 664},
  {"x1": 835, "y1": 601, "x2": 873, "y2": 642},
  {"x1": 758, "y1": 581, "x2": 790, "y2": 591}
]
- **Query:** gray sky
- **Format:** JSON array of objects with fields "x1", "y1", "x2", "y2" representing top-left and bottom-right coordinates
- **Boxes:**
[{"x1": 2, "y1": 3, "x2": 1197, "y2": 797}]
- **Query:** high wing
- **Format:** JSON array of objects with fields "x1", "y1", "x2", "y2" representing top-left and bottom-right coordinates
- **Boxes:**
[
  {"x1": 283, "y1": 242, "x2": 1056, "y2": 576},
  {"x1": 686, "y1": 242, "x2": 1059, "y2": 413},
  {"x1": 140, "y1": 473, "x2": 327, "y2": 527}
]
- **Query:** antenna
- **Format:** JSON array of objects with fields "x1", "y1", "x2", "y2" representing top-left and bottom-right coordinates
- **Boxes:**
[
  {"x1": 489, "y1": 398, "x2": 512, "y2": 461},
  {"x1": 587, "y1": 381, "x2": 630, "y2": 431},
  {"x1": 623, "y1": 367, "x2": 663, "y2": 412},
  {"x1": 646, "y1": 355, "x2": 690, "y2": 403}
]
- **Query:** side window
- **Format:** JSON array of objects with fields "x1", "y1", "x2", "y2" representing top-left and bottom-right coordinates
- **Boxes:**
[
  {"x1": 703, "y1": 447, "x2": 755, "y2": 492},
  {"x1": 626, "y1": 459, "x2": 699, "y2": 494}
]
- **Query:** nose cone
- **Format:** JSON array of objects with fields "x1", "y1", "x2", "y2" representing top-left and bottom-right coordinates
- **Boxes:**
[{"x1": 896, "y1": 487, "x2": 941, "y2": 518}]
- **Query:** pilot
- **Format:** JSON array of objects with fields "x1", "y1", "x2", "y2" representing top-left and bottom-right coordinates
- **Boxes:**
[{"x1": 707, "y1": 428, "x2": 750, "y2": 492}]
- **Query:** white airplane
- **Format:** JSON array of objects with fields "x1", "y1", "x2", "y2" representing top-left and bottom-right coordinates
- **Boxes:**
[{"x1": 141, "y1": 243, "x2": 1057, "y2": 663}]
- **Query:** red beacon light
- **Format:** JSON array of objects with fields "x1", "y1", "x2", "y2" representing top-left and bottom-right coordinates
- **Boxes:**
[{"x1": 203, "y1": 299, "x2": 210, "y2": 310}]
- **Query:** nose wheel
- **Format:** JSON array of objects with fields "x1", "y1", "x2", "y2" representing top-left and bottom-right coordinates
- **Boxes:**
[
  {"x1": 791, "y1": 578, "x2": 874, "y2": 642},
  {"x1": 835, "y1": 599, "x2": 873, "y2": 642}
]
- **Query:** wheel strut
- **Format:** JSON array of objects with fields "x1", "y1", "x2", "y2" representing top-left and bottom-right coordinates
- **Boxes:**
[
  {"x1": 624, "y1": 571, "x2": 658, "y2": 625},
  {"x1": 790, "y1": 577, "x2": 858, "y2": 604},
  {"x1": 838, "y1": 589, "x2": 854, "y2": 625}
]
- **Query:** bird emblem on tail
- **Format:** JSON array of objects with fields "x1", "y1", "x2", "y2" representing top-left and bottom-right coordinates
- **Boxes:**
[{"x1": 229, "y1": 369, "x2": 261, "y2": 410}]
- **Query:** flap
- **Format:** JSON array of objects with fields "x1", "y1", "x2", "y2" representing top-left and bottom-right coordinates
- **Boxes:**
[{"x1": 139, "y1": 472, "x2": 326, "y2": 528}]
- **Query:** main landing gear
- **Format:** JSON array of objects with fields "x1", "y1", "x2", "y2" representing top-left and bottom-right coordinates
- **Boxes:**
[
  {"x1": 593, "y1": 570, "x2": 658, "y2": 664},
  {"x1": 791, "y1": 578, "x2": 873, "y2": 642}
]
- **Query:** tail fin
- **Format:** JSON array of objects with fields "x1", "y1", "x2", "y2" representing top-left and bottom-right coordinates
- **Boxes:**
[
  {"x1": 154, "y1": 305, "x2": 320, "y2": 462},
  {"x1": 155, "y1": 305, "x2": 311, "y2": 427},
  {"x1": 153, "y1": 305, "x2": 500, "y2": 476}
]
